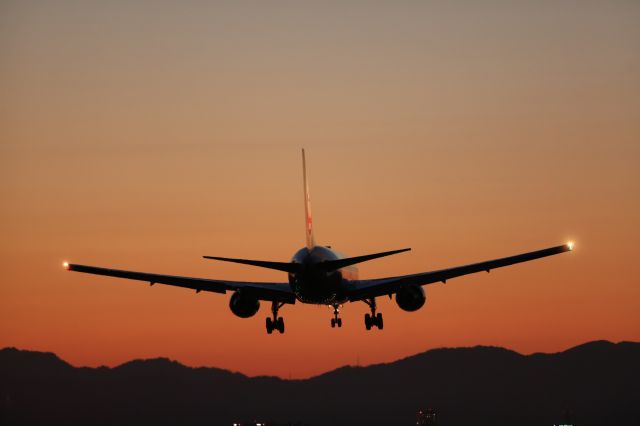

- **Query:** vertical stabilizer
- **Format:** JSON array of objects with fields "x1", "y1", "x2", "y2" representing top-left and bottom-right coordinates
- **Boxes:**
[{"x1": 302, "y1": 149, "x2": 315, "y2": 250}]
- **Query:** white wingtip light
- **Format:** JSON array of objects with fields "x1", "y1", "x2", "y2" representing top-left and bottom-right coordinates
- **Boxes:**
[
  {"x1": 567, "y1": 241, "x2": 574, "y2": 251},
  {"x1": 63, "y1": 261, "x2": 70, "y2": 270}
]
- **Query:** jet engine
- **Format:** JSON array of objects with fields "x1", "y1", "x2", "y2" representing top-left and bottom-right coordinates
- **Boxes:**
[
  {"x1": 395, "y1": 285, "x2": 426, "y2": 312},
  {"x1": 229, "y1": 290, "x2": 260, "y2": 318}
]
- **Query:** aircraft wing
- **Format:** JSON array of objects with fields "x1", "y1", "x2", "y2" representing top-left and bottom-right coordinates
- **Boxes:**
[
  {"x1": 65, "y1": 263, "x2": 296, "y2": 303},
  {"x1": 347, "y1": 243, "x2": 573, "y2": 302}
]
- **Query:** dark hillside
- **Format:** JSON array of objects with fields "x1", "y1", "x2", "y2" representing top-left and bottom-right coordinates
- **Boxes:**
[{"x1": 1, "y1": 342, "x2": 638, "y2": 425}]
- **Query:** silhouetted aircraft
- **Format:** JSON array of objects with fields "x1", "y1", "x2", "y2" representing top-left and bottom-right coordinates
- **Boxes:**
[{"x1": 64, "y1": 150, "x2": 574, "y2": 333}]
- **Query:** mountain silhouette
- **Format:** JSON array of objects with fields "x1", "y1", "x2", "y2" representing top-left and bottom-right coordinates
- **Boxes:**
[{"x1": 1, "y1": 341, "x2": 638, "y2": 425}]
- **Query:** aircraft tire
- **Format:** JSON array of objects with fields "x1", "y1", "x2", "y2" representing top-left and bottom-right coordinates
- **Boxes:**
[
  {"x1": 331, "y1": 318, "x2": 336, "y2": 328},
  {"x1": 337, "y1": 318, "x2": 342, "y2": 327},
  {"x1": 277, "y1": 317, "x2": 285, "y2": 333},
  {"x1": 364, "y1": 314, "x2": 372, "y2": 330},
  {"x1": 376, "y1": 313, "x2": 384, "y2": 330},
  {"x1": 266, "y1": 317, "x2": 273, "y2": 334}
]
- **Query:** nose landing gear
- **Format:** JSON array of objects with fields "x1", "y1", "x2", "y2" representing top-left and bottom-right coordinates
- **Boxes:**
[
  {"x1": 363, "y1": 298, "x2": 383, "y2": 330},
  {"x1": 266, "y1": 301, "x2": 285, "y2": 334},
  {"x1": 330, "y1": 304, "x2": 342, "y2": 328}
]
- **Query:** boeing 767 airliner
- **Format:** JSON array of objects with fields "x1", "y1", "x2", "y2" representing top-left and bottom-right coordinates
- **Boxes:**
[{"x1": 64, "y1": 150, "x2": 573, "y2": 334}]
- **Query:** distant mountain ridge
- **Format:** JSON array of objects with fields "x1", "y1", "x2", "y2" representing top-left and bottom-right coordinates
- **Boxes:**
[{"x1": 1, "y1": 341, "x2": 638, "y2": 426}]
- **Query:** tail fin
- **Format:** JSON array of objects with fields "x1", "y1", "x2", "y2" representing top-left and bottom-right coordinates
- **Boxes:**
[
  {"x1": 318, "y1": 248, "x2": 411, "y2": 271},
  {"x1": 202, "y1": 255, "x2": 301, "y2": 273},
  {"x1": 302, "y1": 149, "x2": 315, "y2": 250}
]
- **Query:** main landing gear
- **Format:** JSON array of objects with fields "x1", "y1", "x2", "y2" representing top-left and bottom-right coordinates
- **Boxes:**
[
  {"x1": 330, "y1": 304, "x2": 342, "y2": 328},
  {"x1": 363, "y1": 298, "x2": 383, "y2": 330},
  {"x1": 266, "y1": 301, "x2": 285, "y2": 334}
]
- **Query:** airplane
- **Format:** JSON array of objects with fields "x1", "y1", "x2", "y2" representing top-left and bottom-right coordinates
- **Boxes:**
[{"x1": 64, "y1": 149, "x2": 574, "y2": 334}]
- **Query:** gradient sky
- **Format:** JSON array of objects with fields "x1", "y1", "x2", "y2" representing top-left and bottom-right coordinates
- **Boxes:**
[{"x1": 1, "y1": 0, "x2": 639, "y2": 378}]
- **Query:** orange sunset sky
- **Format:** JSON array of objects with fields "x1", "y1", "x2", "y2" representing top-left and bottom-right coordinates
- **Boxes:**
[{"x1": 1, "y1": 1, "x2": 639, "y2": 378}]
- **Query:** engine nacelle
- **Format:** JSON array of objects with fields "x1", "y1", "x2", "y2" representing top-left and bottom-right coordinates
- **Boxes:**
[
  {"x1": 229, "y1": 290, "x2": 260, "y2": 318},
  {"x1": 395, "y1": 285, "x2": 426, "y2": 312}
]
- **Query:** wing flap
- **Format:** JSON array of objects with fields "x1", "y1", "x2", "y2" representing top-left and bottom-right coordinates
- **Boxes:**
[
  {"x1": 347, "y1": 243, "x2": 573, "y2": 302},
  {"x1": 66, "y1": 263, "x2": 296, "y2": 303}
]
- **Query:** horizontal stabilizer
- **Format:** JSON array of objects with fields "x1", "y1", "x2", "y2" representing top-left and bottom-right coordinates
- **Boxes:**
[
  {"x1": 319, "y1": 248, "x2": 411, "y2": 271},
  {"x1": 203, "y1": 255, "x2": 301, "y2": 273}
]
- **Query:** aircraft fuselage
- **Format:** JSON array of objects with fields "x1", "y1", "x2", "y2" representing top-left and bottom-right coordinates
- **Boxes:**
[{"x1": 289, "y1": 246, "x2": 357, "y2": 304}]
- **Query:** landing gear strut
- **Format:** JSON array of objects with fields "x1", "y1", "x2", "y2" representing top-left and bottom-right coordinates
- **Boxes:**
[
  {"x1": 330, "y1": 304, "x2": 342, "y2": 328},
  {"x1": 363, "y1": 298, "x2": 383, "y2": 330},
  {"x1": 266, "y1": 301, "x2": 285, "y2": 334}
]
